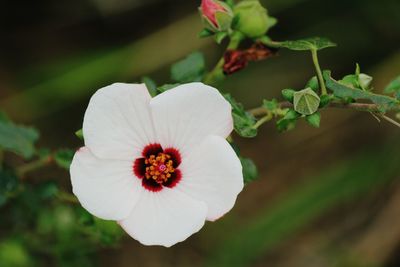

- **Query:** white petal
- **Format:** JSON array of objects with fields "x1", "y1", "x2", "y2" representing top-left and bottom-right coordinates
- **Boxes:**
[
  {"x1": 150, "y1": 82, "x2": 233, "y2": 157},
  {"x1": 83, "y1": 83, "x2": 156, "y2": 160},
  {"x1": 177, "y1": 135, "x2": 243, "y2": 221},
  {"x1": 70, "y1": 147, "x2": 142, "y2": 220},
  {"x1": 119, "y1": 188, "x2": 208, "y2": 247}
]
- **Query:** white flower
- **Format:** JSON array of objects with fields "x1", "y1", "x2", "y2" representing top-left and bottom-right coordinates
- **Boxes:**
[{"x1": 70, "y1": 82, "x2": 244, "y2": 247}]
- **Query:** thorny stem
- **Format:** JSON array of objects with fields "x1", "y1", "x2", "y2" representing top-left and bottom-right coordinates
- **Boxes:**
[
  {"x1": 311, "y1": 49, "x2": 328, "y2": 95},
  {"x1": 203, "y1": 32, "x2": 244, "y2": 86}
]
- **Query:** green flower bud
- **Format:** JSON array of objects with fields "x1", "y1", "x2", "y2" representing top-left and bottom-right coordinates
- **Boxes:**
[
  {"x1": 233, "y1": 0, "x2": 276, "y2": 38},
  {"x1": 293, "y1": 87, "x2": 320, "y2": 115},
  {"x1": 358, "y1": 73, "x2": 373, "y2": 90}
]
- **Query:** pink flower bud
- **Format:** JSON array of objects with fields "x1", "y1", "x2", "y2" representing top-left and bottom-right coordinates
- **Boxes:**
[
  {"x1": 201, "y1": 0, "x2": 226, "y2": 27},
  {"x1": 200, "y1": 0, "x2": 233, "y2": 31}
]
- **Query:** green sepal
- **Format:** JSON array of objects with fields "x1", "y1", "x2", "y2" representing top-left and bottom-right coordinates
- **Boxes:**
[
  {"x1": 141, "y1": 76, "x2": 157, "y2": 97},
  {"x1": 319, "y1": 94, "x2": 332, "y2": 108},
  {"x1": 157, "y1": 84, "x2": 180, "y2": 93},
  {"x1": 305, "y1": 76, "x2": 319, "y2": 92},
  {"x1": 306, "y1": 112, "x2": 321, "y2": 128},
  {"x1": 75, "y1": 129, "x2": 84, "y2": 140},
  {"x1": 276, "y1": 109, "x2": 300, "y2": 132},
  {"x1": 215, "y1": 31, "x2": 228, "y2": 44},
  {"x1": 281, "y1": 89, "x2": 295, "y2": 102},
  {"x1": 198, "y1": 28, "x2": 215, "y2": 38}
]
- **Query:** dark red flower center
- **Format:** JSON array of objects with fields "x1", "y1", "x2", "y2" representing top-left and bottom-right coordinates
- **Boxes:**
[{"x1": 133, "y1": 143, "x2": 182, "y2": 192}]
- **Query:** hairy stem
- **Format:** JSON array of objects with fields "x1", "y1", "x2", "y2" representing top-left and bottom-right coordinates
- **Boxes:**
[{"x1": 311, "y1": 49, "x2": 327, "y2": 95}]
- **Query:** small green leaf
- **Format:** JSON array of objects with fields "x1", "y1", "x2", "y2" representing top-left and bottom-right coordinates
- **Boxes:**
[
  {"x1": 0, "y1": 118, "x2": 39, "y2": 159},
  {"x1": 384, "y1": 76, "x2": 400, "y2": 100},
  {"x1": 293, "y1": 88, "x2": 320, "y2": 115},
  {"x1": 306, "y1": 112, "x2": 321, "y2": 128},
  {"x1": 157, "y1": 83, "x2": 180, "y2": 93},
  {"x1": 324, "y1": 71, "x2": 399, "y2": 111},
  {"x1": 215, "y1": 31, "x2": 228, "y2": 44},
  {"x1": 54, "y1": 149, "x2": 74, "y2": 170},
  {"x1": 306, "y1": 76, "x2": 319, "y2": 92},
  {"x1": 141, "y1": 76, "x2": 157, "y2": 96},
  {"x1": 240, "y1": 157, "x2": 258, "y2": 184},
  {"x1": 198, "y1": 28, "x2": 214, "y2": 38},
  {"x1": 263, "y1": 99, "x2": 278, "y2": 111},
  {"x1": 279, "y1": 37, "x2": 336, "y2": 51},
  {"x1": 171, "y1": 52, "x2": 205, "y2": 83},
  {"x1": 281, "y1": 89, "x2": 295, "y2": 102},
  {"x1": 75, "y1": 129, "x2": 83, "y2": 140},
  {"x1": 276, "y1": 109, "x2": 300, "y2": 132},
  {"x1": 225, "y1": 94, "x2": 257, "y2": 138}
]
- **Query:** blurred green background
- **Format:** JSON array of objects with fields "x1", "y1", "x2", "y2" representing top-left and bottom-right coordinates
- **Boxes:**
[{"x1": 1, "y1": 0, "x2": 400, "y2": 266}]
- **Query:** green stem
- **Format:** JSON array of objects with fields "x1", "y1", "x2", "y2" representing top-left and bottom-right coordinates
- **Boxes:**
[
  {"x1": 16, "y1": 155, "x2": 53, "y2": 177},
  {"x1": 203, "y1": 32, "x2": 244, "y2": 86},
  {"x1": 252, "y1": 111, "x2": 273, "y2": 129},
  {"x1": 311, "y1": 49, "x2": 327, "y2": 95}
]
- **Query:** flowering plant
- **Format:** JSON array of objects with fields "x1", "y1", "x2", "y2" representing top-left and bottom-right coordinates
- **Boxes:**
[{"x1": 1, "y1": 0, "x2": 400, "y2": 265}]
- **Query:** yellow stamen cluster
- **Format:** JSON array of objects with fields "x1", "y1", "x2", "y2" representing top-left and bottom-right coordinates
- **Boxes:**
[{"x1": 144, "y1": 153, "x2": 175, "y2": 184}]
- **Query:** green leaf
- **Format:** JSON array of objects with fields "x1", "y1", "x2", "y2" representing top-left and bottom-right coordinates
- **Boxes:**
[
  {"x1": 384, "y1": 76, "x2": 400, "y2": 100},
  {"x1": 54, "y1": 149, "x2": 74, "y2": 170},
  {"x1": 224, "y1": 94, "x2": 257, "y2": 138},
  {"x1": 319, "y1": 94, "x2": 331, "y2": 108},
  {"x1": 75, "y1": 129, "x2": 83, "y2": 140},
  {"x1": 240, "y1": 157, "x2": 258, "y2": 184},
  {"x1": 279, "y1": 37, "x2": 336, "y2": 51},
  {"x1": 141, "y1": 76, "x2": 157, "y2": 97},
  {"x1": 171, "y1": 52, "x2": 205, "y2": 83},
  {"x1": 293, "y1": 88, "x2": 320, "y2": 115},
  {"x1": 324, "y1": 71, "x2": 399, "y2": 111},
  {"x1": 281, "y1": 89, "x2": 295, "y2": 102},
  {"x1": 157, "y1": 83, "x2": 180, "y2": 93},
  {"x1": 306, "y1": 112, "x2": 321, "y2": 128},
  {"x1": 0, "y1": 118, "x2": 39, "y2": 159}
]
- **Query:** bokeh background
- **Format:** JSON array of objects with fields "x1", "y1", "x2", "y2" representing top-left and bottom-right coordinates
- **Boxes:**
[{"x1": 1, "y1": 0, "x2": 400, "y2": 266}]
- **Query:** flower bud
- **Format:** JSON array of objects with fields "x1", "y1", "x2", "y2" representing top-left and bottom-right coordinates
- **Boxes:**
[
  {"x1": 233, "y1": 0, "x2": 276, "y2": 38},
  {"x1": 200, "y1": 0, "x2": 234, "y2": 32},
  {"x1": 293, "y1": 88, "x2": 320, "y2": 115}
]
